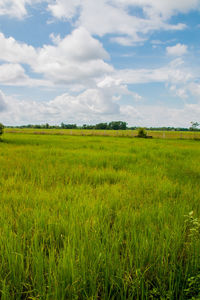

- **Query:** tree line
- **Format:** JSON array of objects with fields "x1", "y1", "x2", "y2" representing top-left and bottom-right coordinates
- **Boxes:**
[
  {"x1": 6, "y1": 121, "x2": 128, "y2": 130},
  {"x1": 3, "y1": 121, "x2": 200, "y2": 131}
]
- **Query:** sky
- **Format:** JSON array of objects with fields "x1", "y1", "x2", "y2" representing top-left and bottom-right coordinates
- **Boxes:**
[{"x1": 0, "y1": 0, "x2": 200, "y2": 127}]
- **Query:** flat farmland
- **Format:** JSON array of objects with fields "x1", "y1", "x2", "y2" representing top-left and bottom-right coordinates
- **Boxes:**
[
  {"x1": 5, "y1": 128, "x2": 200, "y2": 140},
  {"x1": 0, "y1": 133, "x2": 200, "y2": 299}
]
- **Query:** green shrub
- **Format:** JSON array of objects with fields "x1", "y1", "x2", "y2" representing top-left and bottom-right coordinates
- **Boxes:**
[
  {"x1": 137, "y1": 127, "x2": 147, "y2": 138},
  {"x1": 0, "y1": 123, "x2": 4, "y2": 136}
]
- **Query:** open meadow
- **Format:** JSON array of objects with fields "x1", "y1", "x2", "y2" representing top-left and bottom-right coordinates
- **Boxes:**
[
  {"x1": 5, "y1": 128, "x2": 200, "y2": 140},
  {"x1": 0, "y1": 132, "x2": 200, "y2": 299}
]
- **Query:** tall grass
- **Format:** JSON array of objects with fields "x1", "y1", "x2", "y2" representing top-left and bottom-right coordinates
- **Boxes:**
[
  {"x1": 0, "y1": 134, "x2": 200, "y2": 299},
  {"x1": 5, "y1": 128, "x2": 200, "y2": 140}
]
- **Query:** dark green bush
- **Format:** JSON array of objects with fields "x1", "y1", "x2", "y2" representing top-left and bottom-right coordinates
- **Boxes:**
[
  {"x1": 137, "y1": 127, "x2": 147, "y2": 138},
  {"x1": 0, "y1": 123, "x2": 4, "y2": 136}
]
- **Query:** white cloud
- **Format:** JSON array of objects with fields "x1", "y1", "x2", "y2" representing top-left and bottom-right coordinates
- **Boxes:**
[
  {"x1": 188, "y1": 82, "x2": 200, "y2": 98},
  {"x1": 0, "y1": 28, "x2": 113, "y2": 86},
  {"x1": 0, "y1": 90, "x2": 7, "y2": 112},
  {"x1": 0, "y1": 1, "x2": 199, "y2": 128},
  {"x1": 0, "y1": 32, "x2": 37, "y2": 64},
  {"x1": 0, "y1": 88, "x2": 120, "y2": 125},
  {"x1": 48, "y1": 0, "x2": 200, "y2": 21},
  {"x1": 170, "y1": 85, "x2": 188, "y2": 99},
  {"x1": 48, "y1": 0, "x2": 81, "y2": 20},
  {"x1": 115, "y1": 68, "x2": 168, "y2": 84},
  {"x1": 0, "y1": 63, "x2": 27, "y2": 84},
  {"x1": 97, "y1": 76, "x2": 121, "y2": 88},
  {"x1": 47, "y1": 0, "x2": 194, "y2": 45},
  {"x1": 0, "y1": 77, "x2": 144, "y2": 125},
  {"x1": 0, "y1": 0, "x2": 28, "y2": 18},
  {"x1": 123, "y1": 0, "x2": 200, "y2": 19},
  {"x1": 0, "y1": 29, "x2": 194, "y2": 105},
  {"x1": 0, "y1": 63, "x2": 53, "y2": 87},
  {"x1": 34, "y1": 27, "x2": 112, "y2": 84},
  {"x1": 113, "y1": 58, "x2": 192, "y2": 86},
  {"x1": 1, "y1": 87, "x2": 199, "y2": 127},
  {"x1": 120, "y1": 103, "x2": 200, "y2": 128},
  {"x1": 48, "y1": 27, "x2": 109, "y2": 62},
  {"x1": 0, "y1": 1, "x2": 197, "y2": 45},
  {"x1": 51, "y1": 89, "x2": 120, "y2": 116},
  {"x1": 0, "y1": 0, "x2": 42, "y2": 19},
  {"x1": 166, "y1": 43, "x2": 188, "y2": 56},
  {"x1": 4, "y1": 0, "x2": 198, "y2": 24},
  {"x1": 168, "y1": 80, "x2": 200, "y2": 100},
  {"x1": 97, "y1": 76, "x2": 142, "y2": 101}
]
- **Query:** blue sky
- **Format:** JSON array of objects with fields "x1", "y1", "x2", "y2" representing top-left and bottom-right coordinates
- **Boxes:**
[{"x1": 0, "y1": 0, "x2": 200, "y2": 127}]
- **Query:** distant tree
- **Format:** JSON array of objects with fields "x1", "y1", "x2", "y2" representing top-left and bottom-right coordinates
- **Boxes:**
[
  {"x1": 65, "y1": 124, "x2": 77, "y2": 129},
  {"x1": 190, "y1": 122, "x2": 200, "y2": 131},
  {"x1": 0, "y1": 123, "x2": 4, "y2": 137},
  {"x1": 95, "y1": 123, "x2": 108, "y2": 130},
  {"x1": 108, "y1": 121, "x2": 127, "y2": 130},
  {"x1": 82, "y1": 124, "x2": 95, "y2": 129},
  {"x1": 61, "y1": 123, "x2": 77, "y2": 129}
]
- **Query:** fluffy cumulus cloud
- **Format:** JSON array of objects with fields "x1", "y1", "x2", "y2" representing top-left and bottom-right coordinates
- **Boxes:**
[
  {"x1": 47, "y1": 0, "x2": 200, "y2": 45},
  {"x1": 0, "y1": 64, "x2": 27, "y2": 84},
  {"x1": 0, "y1": 63, "x2": 51, "y2": 87},
  {"x1": 166, "y1": 44, "x2": 188, "y2": 56},
  {"x1": 0, "y1": 0, "x2": 199, "y2": 45},
  {"x1": 50, "y1": 89, "x2": 120, "y2": 117},
  {"x1": 35, "y1": 28, "x2": 112, "y2": 84},
  {"x1": 0, "y1": 0, "x2": 28, "y2": 18},
  {"x1": 0, "y1": 28, "x2": 113, "y2": 86},
  {"x1": 2, "y1": 0, "x2": 199, "y2": 27},
  {"x1": 0, "y1": 32, "x2": 197, "y2": 126},
  {"x1": 124, "y1": 0, "x2": 200, "y2": 19},
  {"x1": 0, "y1": 87, "x2": 120, "y2": 125},
  {"x1": 0, "y1": 0, "x2": 42, "y2": 19},
  {"x1": 48, "y1": 0, "x2": 81, "y2": 20},
  {"x1": 1, "y1": 87, "x2": 200, "y2": 127},
  {"x1": 96, "y1": 76, "x2": 142, "y2": 101},
  {"x1": 0, "y1": 1, "x2": 200, "y2": 127},
  {"x1": 0, "y1": 29, "x2": 193, "y2": 89},
  {"x1": 0, "y1": 32, "x2": 37, "y2": 64}
]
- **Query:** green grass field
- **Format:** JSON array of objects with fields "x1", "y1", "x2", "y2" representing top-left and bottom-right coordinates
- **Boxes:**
[
  {"x1": 5, "y1": 128, "x2": 200, "y2": 140},
  {"x1": 0, "y1": 133, "x2": 200, "y2": 299}
]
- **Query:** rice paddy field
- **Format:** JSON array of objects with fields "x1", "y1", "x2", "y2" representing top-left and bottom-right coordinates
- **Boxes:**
[
  {"x1": 5, "y1": 128, "x2": 200, "y2": 140},
  {"x1": 0, "y1": 132, "x2": 200, "y2": 299}
]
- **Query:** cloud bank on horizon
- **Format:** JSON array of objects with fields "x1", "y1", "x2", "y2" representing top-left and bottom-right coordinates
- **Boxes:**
[{"x1": 0, "y1": 0, "x2": 200, "y2": 127}]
